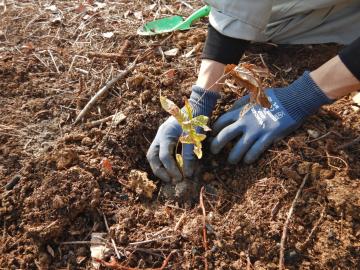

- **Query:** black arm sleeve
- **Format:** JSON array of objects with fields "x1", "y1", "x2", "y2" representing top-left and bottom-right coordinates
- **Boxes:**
[
  {"x1": 339, "y1": 36, "x2": 360, "y2": 81},
  {"x1": 201, "y1": 24, "x2": 249, "y2": 65}
]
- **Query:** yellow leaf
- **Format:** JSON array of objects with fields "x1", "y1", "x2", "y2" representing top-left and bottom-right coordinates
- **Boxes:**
[
  {"x1": 176, "y1": 154, "x2": 183, "y2": 169},
  {"x1": 179, "y1": 135, "x2": 195, "y2": 144},
  {"x1": 191, "y1": 115, "x2": 209, "y2": 128},
  {"x1": 184, "y1": 98, "x2": 193, "y2": 120},
  {"x1": 160, "y1": 95, "x2": 185, "y2": 122},
  {"x1": 194, "y1": 144, "x2": 202, "y2": 159},
  {"x1": 192, "y1": 133, "x2": 206, "y2": 142}
]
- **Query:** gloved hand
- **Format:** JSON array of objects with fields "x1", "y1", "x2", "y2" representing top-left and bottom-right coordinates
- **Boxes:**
[
  {"x1": 210, "y1": 71, "x2": 333, "y2": 164},
  {"x1": 147, "y1": 86, "x2": 220, "y2": 183}
]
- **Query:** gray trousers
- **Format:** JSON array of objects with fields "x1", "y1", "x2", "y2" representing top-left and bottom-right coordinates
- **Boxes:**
[{"x1": 205, "y1": 0, "x2": 360, "y2": 45}]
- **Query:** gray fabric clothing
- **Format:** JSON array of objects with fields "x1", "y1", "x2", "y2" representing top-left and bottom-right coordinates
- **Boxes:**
[{"x1": 205, "y1": 0, "x2": 360, "y2": 45}]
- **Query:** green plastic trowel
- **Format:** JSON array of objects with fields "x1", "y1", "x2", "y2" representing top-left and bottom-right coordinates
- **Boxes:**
[{"x1": 137, "y1": 5, "x2": 211, "y2": 36}]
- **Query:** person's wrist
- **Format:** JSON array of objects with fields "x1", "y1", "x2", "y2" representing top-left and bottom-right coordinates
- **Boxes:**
[
  {"x1": 189, "y1": 85, "x2": 221, "y2": 117},
  {"x1": 273, "y1": 71, "x2": 334, "y2": 122}
]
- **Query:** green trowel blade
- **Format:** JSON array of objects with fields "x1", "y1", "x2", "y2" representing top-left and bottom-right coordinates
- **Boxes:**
[{"x1": 137, "y1": 15, "x2": 185, "y2": 36}]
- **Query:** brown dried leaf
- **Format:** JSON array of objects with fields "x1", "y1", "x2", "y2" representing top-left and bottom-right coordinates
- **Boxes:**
[
  {"x1": 226, "y1": 63, "x2": 271, "y2": 108},
  {"x1": 224, "y1": 64, "x2": 236, "y2": 75}
]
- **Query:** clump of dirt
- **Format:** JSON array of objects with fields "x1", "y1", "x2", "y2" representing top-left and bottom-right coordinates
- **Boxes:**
[{"x1": 127, "y1": 170, "x2": 157, "y2": 199}]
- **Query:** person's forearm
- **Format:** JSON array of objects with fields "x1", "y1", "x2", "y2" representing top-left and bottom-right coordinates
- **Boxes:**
[
  {"x1": 310, "y1": 56, "x2": 360, "y2": 99},
  {"x1": 198, "y1": 24, "x2": 249, "y2": 92},
  {"x1": 196, "y1": 59, "x2": 225, "y2": 91},
  {"x1": 310, "y1": 36, "x2": 360, "y2": 99}
]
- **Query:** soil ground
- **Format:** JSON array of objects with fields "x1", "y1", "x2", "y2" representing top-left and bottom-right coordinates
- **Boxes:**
[{"x1": 0, "y1": 1, "x2": 359, "y2": 269}]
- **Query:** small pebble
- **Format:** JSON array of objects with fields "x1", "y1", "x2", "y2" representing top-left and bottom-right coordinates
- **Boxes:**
[{"x1": 307, "y1": 129, "x2": 320, "y2": 139}]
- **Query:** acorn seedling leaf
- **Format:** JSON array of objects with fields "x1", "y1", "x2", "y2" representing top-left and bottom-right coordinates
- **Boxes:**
[
  {"x1": 194, "y1": 143, "x2": 203, "y2": 159},
  {"x1": 176, "y1": 154, "x2": 183, "y2": 169},
  {"x1": 191, "y1": 115, "x2": 210, "y2": 129},
  {"x1": 160, "y1": 95, "x2": 185, "y2": 123}
]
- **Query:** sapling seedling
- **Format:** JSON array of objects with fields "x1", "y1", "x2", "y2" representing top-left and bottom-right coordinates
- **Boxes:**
[
  {"x1": 160, "y1": 95, "x2": 210, "y2": 170},
  {"x1": 159, "y1": 63, "x2": 270, "y2": 171}
]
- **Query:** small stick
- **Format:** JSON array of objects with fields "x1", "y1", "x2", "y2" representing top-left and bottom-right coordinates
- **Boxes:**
[
  {"x1": 298, "y1": 206, "x2": 326, "y2": 251},
  {"x1": 68, "y1": 55, "x2": 90, "y2": 73},
  {"x1": 74, "y1": 56, "x2": 138, "y2": 124},
  {"x1": 85, "y1": 113, "x2": 126, "y2": 128},
  {"x1": 174, "y1": 212, "x2": 186, "y2": 231},
  {"x1": 270, "y1": 200, "x2": 281, "y2": 221},
  {"x1": 88, "y1": 40, "x2": 130, "y2": 62},
  {"x1": 48, "y1": 49, "x2": 60, "y2": 74},
  {"x1": 279, "y1": 173, "x2": 309, "y2": 270},
  {"x1": 61, "y1": 241, "x2": 103, "y2": 245},
  {"x1": 128, "y1": 236, "x2": 174, "y2": 246},
  {"x1": 180, "y1": 0, "x2": 194, "y2": 9},
  {"x1": 85, "y1": 115, "x2": 113, "y2": 127},
  {"x1": 259, "y1": 53, "x2": 268, "y2": 70},
  {"x1": 33, "y1": 53, "x2": 49, "y2": 68},
  {"x1": 325, "y1": 150, "x2": 349, "y2": 171},
  {"x1": 307, "y1": 131, "x2": 346, "y2": 143},
  {"x1": 118, "y1": 40, "x2": 131, "y2": 58},
  {"x1": 199, "y1": 187, "x2": 208, "y2": 270},
  {"x1": 246, "y1": 251, "x2": 252, "y2": 270},
  {"x1": 88, "y1": 52, "x2": 125, "y2": 61},
  {"x1": 96, "y1": 250, "x2": 175, "y2": 270},
  {"x1": 159, "y1": 250, "x2": 176, "y2": 270},
  {"x1": 102, "y1": 212, "x2": 122, "y2": 259},
  {"x1": 336, "y1": 135, "x2": 360, "y2": 150}
]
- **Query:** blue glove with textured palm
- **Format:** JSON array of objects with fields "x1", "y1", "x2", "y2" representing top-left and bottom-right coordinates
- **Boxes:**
[
  {"x1": 147, "y1": 86, "x2": 220, "y2": 183},
  {"x1": 210, "y1": 71, "x2": 333, "y2": 164}
]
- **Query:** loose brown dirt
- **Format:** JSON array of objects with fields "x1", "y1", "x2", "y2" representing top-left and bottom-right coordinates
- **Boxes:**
[{"x1": 1, "y1": 1, "x2": 359, "y2": 269}]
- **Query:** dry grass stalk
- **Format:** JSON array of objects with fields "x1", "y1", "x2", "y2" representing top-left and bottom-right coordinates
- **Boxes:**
[
  {"x1": 279, "y1": 173, "x2": 309, "y2": 270},
  {"x1": 199, "y1": 186, "x2": 208, "y2": 270},
  {"x1": 74, "y1": 56, "x2": 138, "y2": 124},
  {"x1": 298, "y1": 205, "x2": 326, "y2": 251}
]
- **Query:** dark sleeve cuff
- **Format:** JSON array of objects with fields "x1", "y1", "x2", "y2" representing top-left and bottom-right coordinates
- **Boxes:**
[
  {"x1": 339, "y1": 36, "x2": 360, "y2": 81},
  {"x1": 201, "y1": 24, "x2": 249, "y2": 65}
]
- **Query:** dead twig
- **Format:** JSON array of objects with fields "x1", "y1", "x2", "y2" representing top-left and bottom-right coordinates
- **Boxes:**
[
  {"x1": 61, "y1": 241, "x2": 103, "y2": 245},
  {"x1": 102, "y1": 212, "x2": 122, "y2": 259},
  {"x1": 325, "y1": 150, "x2": 349, "y2": 171},
  {"x1": 74, "y1": 56, "x2": 138, "y2": 124},
  {"x1": 298, "y1": 205, "x2": 326, "y2": 251},
  {"x1": 88, "y1": 52, "x2": 125, "y2": 61},
  {"x1": 336, "y1": 135, "x2": 360, "y2": 150},
  {"x1": 174, "y1": 212, "x2": 186, "y2": 231},
  {"x1": 85, "y1": 112, "x2": 126, "y2": 128},
  {"x1": 279, "y1": 173, "x2": 309, "y2": 270},
  {"x1": 199, "y1": 186, "x2": 208, "y2": 270},
  {"x1": 128, "y1": 236, "x2": 174, "y2": 246},
  {"x1": 246, "y1": 250, "x2": 252, "y2": 270},
  {"x1": 88, "y1": 40, "x2": 131, "y2": 62},
  {"x1": 270, "y1": 200, "x2": 281, "y2": 221},
  {"x1": 48, "y1": 49, "x2": 60, "y2": 74},
  {"x1": 307, "y1": 131, "x2": 347, "y2": 143},
  {"x1": 95, "y1": 250, "x2": 176, "y2": 270},
  {"x1": 158, "y1": 250, "x2": 176, "y2": 270}
]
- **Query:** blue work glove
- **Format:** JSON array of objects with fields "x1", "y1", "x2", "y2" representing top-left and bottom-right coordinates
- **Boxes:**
[
  {"x1": 147, "y1": 86, "x2": 220, "y2": 183},
  {"x1": 210, "y1": 71, "x2": 333, "y2": 164}
]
